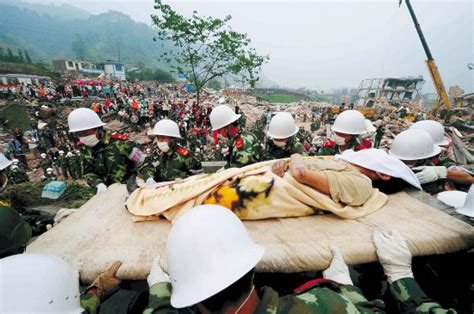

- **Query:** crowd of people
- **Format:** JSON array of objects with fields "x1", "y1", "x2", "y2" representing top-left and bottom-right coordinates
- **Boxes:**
[{"x1": 0, "y1": 76, "x2": 472, "y2": 313}]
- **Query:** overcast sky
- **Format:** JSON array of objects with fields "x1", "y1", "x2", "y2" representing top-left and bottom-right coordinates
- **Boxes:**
[{"x1": 32, "y1": 0, "x2": 472, "y2": 93}]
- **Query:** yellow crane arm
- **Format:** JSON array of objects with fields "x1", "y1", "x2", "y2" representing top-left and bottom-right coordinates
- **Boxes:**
[{"x1": 425, "y1": 59, "x2": 451, "y2": 111}]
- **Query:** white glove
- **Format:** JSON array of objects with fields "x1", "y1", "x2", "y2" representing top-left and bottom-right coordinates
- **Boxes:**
[
  {"x1": 96, "y1": 183, "x2": 108, "y2": 195},
  {"x1": 145, "y1": 177, "x2": 156, "y2": 185},
  {"x1": 373, "y1": 230, "x2": 413, "y2": 283},
  {"x1": 322, "y1": 245, "x2": 353, "y2": 285},
  {"x1": 412, "y1": 166, "x2": 447, "y2": 184},
  {"x1": 147, "y1": 255, "x2": 170, "y2": 287}
]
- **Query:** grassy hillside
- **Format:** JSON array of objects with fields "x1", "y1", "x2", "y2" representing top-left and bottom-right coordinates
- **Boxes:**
[{"x1": 0, "y1": 2, "x2": 170, "y2": 67}]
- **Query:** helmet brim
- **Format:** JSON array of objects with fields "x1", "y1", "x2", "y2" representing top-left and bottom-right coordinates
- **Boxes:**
[
  {"x1": 69, "y1": 122, "x2": 106, "y2": 133},
  {"x1": 389, "y1": 144, "x2": 441, "y2": 161},
  {"x1": 211, "y1": 114, "x2": 241, "y2": 131},
  {"x1": 170, "y1": 244, "x2": 264, "y2": 308},
  {"x1": 267, "y1": 126, "x2": 299, "y2": 139},
  {"x1": 331, "y1": 125, "x2": 367, "y2": 135}
]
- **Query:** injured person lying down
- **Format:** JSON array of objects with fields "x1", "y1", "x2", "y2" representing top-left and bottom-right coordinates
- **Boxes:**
[{"x1": 126, "y1": 149, "x2": 421, "y2": 222}]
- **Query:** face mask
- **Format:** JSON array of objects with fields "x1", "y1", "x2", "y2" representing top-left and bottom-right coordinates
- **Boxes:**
[
  {"x1": 80, "y1": 134, "x2": 100, "y2": 147},
  {"x1": 332, "y1": 134, "x2": 347, "y2": 146},
  {"x1": 272, "y1": 139, "x2": 287, "y2": 148},
  {"x1": 156, "y1": 141, "x2": 170, "y2": 153}
]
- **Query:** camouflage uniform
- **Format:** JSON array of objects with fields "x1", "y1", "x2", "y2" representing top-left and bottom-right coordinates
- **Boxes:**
[
  {"x1": 139, "y1": 144, "x2": 202, "y2": 181},
  {"x1": 226, "y1": 129, "x2": 262, "y2": 168},
  {"x1": 68, "y1": 154, "x2": 82, "y2": 180},
  {"x1": 58, "y1": 155, "x2": 70, "y2": 180},
  {"x1": 262, "y1": 136, "x2": 306, "y2": 161},
  {"x1": 7, "y1": 167, "x2": 29, "y2": 184},
  {"x1": 318, "y1": 136, "x2": 370, "y2": 156},
  {"x1": 81, "y1": 133, "x2": 143, "y2": 186},
  {"x1": 39, "y1": 158, "x2": 52, "y2": 176},
  {"x1": 142, "y1": 278, "x2": 454, "y2": 313}
]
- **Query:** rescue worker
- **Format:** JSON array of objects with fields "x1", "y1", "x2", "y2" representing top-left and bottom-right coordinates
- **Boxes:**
[
  {"x1": 319, "y1": 110, "x2": 370, "y2": 155},
  {"x1": 141, "y1": 205, "x2": 455, "y2": 313},
  {"x1": 8, "y1": 164, "x2": 29, "y2": 184},
  {"x1": 210, "y1": 105, "x2": 261, "y2": 168},
  {"x1": 58, "y1": 150, "x2": 70, "y2": 181},
  {"x1": 45, "y1": 167, "x2": 57, "y2": 181},
  {"x1": 70, "y1": 150, "x2": 83, "y2": 179},
  {"x1": 67, "y1": 108, "x2": 144, "y2": 194},
  {"x1": 389, "y1": 129, "x2": 473, "y2": 194},
  {"x1": 139, "y1": 119, "x2": 202, "y2": 183},
  {"x1": 262, "y1": 112, "x2": 306, "y2": 160},
  {"x1": 39, "y1": 152, "x2": 51, "y2": 177}
]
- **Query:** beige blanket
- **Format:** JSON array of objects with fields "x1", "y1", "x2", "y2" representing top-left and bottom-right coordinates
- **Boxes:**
[
  {"x1": 126, "y1": 157, "x2": 388, "y2": 221},
  {"x1": 27, "y1": 184, "x2": 474, "y2": 283}
]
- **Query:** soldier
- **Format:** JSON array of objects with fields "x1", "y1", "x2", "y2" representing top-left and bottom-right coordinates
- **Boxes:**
[
  {"x1": 58, "y1": 150, "x2": 70, "y2": 181},
  {"x1": 140, "y1": 205, "x2": 454, "y2": 313},
  {"x1": 45, "y1": 167, "x2": 57, "y2": 181},
  {"x1": 319, "y1": 110, "x2": 370, "y2": 155},
  {"x1": 139, "y1": 119, "x2": 202, "y2": 184},
  {"x1": 68, "y1": 151, "x2": 82, "y2": 180},
  {"x1": 210, "y1": 105, "x2": 261, "y2": 168},
  {"x1": 67, "y1": 108, "x2": 145, "y2": 194},
  {"x1": 8, "y1": 165, "x2": 29, "y2": 184},
  {"x1": 389, "y1": 129, "x2": 473, "y2": 194},
  {"x1": 38, "y1": 153, "x2": 51, "y2": 177},
  {"x1": 262, "y1": 112, "x2": 306, "y2": 161}
]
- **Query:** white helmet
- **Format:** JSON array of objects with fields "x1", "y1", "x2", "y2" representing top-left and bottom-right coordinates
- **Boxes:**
[
  {"x1": 364, "y1": 119, "x2": 377, "y2": 133},
  {"x1": 46, "y1": 167, "x2": 54, "y2": 173},
  {"x1": 66, "y1": 152, "x2": 74, "y2": 158},
  {"x1": 0, "y1": 155, "x2": 13, "y2": 171},
  {"x1": 410, "y1": 120, "x2": 449, "y2": 146},
  {"x1": 68, "y1": 108, "x2": 106, "y2": 133},
  {"x1": 209, "y1": 105, "x2": 241, "y2": 131},
  {"x1": 0, "y1": 253, "x2": 83, "y2": 313},
  {"x1": 332, "y1": 110, "x2": 367, "y2": 135},
  {"x1": 12, "y1": 159, "x2": 19, "y2": 165},
  {"x1": 148, "y1": 119, "x2": 182, "y2": 138},
  {"x1": 389, "y1": 129, "x2": 441, "y2": 161},
  {"x1": 166, "y1": 205, "x2": 264, "y2": 308},
  {"x1": 267, "y1": 112, "x2": 299, "y2": 139},
  {"x1": 10, "y1": 165, "x2": 19, "y2": 170},
  {"x1": 40, "y1": 153, "x2": 47, "y2": 158},
  {"x1": 456, "y1": 185, "x2": 474, "y2": 217},
  {"x1": 58, "y1": 150, "x2": 65, "y2": 155}
]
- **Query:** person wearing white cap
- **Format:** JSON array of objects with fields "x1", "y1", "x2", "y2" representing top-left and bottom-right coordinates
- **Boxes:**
[
  {"x1": 139, "y1": 119, "x2": 202, "y2": 184},
  {"x1": 209, "y1": 105, "x2": 262, "y2": 168},
  {"x1": 67, "y1": 108, "x2": 144, "y2": 194},
  {"x1": 262, "y1": 112, "x2": 306, "y2": 160},
  {"x1": 319, "y1": 110, "x2": 371, "y2": 155},
  {"x1": 141, "y1": 205, "x2": 453, "y2": 313},
  {"x1": 39, "y1": 152, "x2": 52, "y2": 177},
  {"x1": 390, "y1": 129, "x2": 473, "y2": 193},
  {"x1": 271, "y1": 149, "x2": 421, "y2": 207}
]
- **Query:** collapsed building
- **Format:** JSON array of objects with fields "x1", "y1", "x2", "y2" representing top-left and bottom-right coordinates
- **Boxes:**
[{"x1": 356, "y1": 76, "x2": 425, "y2": 107}]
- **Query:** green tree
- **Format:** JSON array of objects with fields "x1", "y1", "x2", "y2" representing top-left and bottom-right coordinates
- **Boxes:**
[
  {"x1": 24, "y1": 49, "x2": 32, "y2": 64},
  {"x1": 6, "y1": 48, "x2": 15, "y2": 62},
  {"x1": 152, "y1": 0, "x2": 268, "y2": 104},
  {"x1": 207, "y1": 79, "x2": 222, "y2": 90},
  {"x1": 71, "y1": 35, "x2": 87, "y2": 60},
  {"x1": 17, "y1": 49, "x2": 25, "y2": 63}
]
